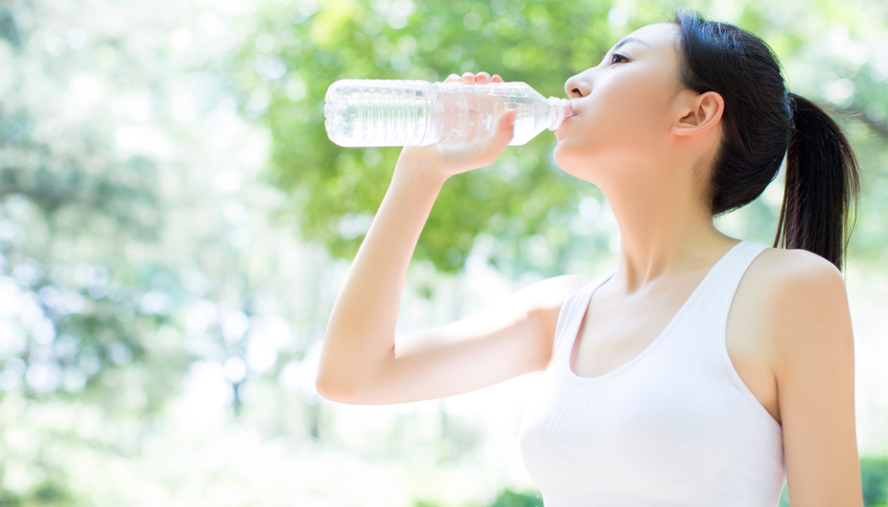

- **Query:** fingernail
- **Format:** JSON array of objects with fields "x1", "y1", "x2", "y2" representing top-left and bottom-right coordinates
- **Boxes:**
[{"x1": 508, "y1": 111, "x2": 515, "y2": 125}]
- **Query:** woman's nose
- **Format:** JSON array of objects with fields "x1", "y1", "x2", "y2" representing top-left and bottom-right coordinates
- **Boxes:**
[{"x1": 564, "y1": 78, "x2": 589, "y2": 98}]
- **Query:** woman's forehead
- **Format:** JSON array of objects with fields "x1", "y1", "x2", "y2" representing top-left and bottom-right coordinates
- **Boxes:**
[
  {"x1": 620, "y1": 23, "x2": 680, "y2": 50},
  {"x1": 614, "y1": 23, "x2": 680, "y2": 65}
]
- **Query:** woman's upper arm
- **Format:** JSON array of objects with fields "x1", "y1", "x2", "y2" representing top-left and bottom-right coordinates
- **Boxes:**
[
  {"x1": 331, "y1": 274, "x2": 589, "y2": 405},
  {"x1": 766, "y1": 250, "x2": 863, "y2": 506}
]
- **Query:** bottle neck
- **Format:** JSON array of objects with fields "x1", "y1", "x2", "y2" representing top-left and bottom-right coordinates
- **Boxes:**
[{"x1": 547, "y1": 97, "x2": 573, "y2": 130}]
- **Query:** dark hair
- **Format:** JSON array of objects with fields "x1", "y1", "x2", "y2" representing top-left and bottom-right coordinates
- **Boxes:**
[{"x1": 670, "y1": 9, "x2": 861, "y2": 271}]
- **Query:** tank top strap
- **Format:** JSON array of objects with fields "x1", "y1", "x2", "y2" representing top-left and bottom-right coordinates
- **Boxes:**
[
  {"x1": 549, "y1": 268, "x2": 616, "y2": 369},
  {"x1": 677, "y1": 240, "x2": 770, "y2": 333}
]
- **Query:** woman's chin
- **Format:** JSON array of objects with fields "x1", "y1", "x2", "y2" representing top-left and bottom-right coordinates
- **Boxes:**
[
  {"x1": 552, "y1": 149, "x2": 581, "y2": 176},
  {"x1": 552, "y1": 142, "x2": 583, "y2": 167},
  {"x1": 553, "y1": 149, "x2": 607, "y2": 184}
]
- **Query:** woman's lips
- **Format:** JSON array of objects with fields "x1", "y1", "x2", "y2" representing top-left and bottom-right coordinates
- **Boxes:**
[
  {"x1": 563, "y1": 101, "x2": 577, "y2": 119},
  {"x1": 556, "y1": 105, "x2": 576, "y2": 134}
]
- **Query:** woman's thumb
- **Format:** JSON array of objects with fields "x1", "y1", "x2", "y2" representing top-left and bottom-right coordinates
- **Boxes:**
[
  {"x1": 477, "y1": 109, "x2": 516, "y2": 166},
  {"x1": 498, "y1": 109, "x2": 516, "y2": 139}
]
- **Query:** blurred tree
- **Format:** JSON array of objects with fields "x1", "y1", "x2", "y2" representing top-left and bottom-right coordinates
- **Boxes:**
[
  {"x1": 484, "y1": 488, "x2": 545, "y2": 507},
  {"x1": 861, "y1": 456, "x2": 888, "y2": 506},
  {"x1": 0, "y1": 3, "x2": 182, "y2": 415},
  {"x1": 0, "y1": 0, "x2": 320, "y2": 502},
  {"x1": 0, "y1": 0, "x2": 318, "y2": 417}
]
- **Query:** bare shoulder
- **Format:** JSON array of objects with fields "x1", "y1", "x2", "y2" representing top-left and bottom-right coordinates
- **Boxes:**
[
  {"x1": 519, "y1": 273, "x2": 600, "y2": 364},
  {"x1": 521, "y1": 273, "x2": 596, "y2": 315},
  {"x1": 745, "y1": 247, "x2": 848, "y2": 315},
  {"x1": 741, "y1": 246, "x2": 850, "y2": 366},
  {"x1": 749, "y1": 246, "x2": 844, "y2": 285},
  {"x1": 743, "y1": 246, "x2": 848, "y2": 319}
]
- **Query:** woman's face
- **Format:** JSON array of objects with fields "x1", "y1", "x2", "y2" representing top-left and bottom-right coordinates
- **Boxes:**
[{"x1": 553, "y1": 22, "x2": 690, "y2": 188}]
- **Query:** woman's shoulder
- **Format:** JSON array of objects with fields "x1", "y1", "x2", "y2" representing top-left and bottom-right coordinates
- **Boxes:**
[
  {"x1": 524, "y1": 273, "x2": 600, "y2": 315},
  {"x1": 731, "y1": 245, "x2": 851, "y2": 392},
  {"x1": 739, "y1": 243, "x2": 850, "y2": 353},
  {"x1": 523, "y1": 272, "x2": 609, "y2": 344},
  {"x1": 747, "y1": 244, "x2": 844, "y2": 288},
  {"x1": 740, "y1": 245, "x2": 847, "y2": 321}
]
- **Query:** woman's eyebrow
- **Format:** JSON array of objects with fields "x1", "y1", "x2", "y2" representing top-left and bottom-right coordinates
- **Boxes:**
[
  {"x1": 611, "y1": 36, "x2": 650, "y2": 52},
  {"x1": 599, "y1": 36, "x2": 650, "y2": 64}
]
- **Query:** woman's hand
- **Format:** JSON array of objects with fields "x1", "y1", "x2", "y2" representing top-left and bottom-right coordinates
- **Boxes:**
[{"x1": 395, "y1": 71, "x2": 516, "y2": 183}]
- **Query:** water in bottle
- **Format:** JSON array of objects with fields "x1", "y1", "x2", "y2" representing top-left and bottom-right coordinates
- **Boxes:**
[{"x1": 323, "y1": 79, "x2": 574, "y2": 147}]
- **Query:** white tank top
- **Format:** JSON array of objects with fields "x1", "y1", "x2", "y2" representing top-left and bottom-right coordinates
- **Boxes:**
[{"x1": 518, "y1": 240, "x2": 785, "y2": 506}]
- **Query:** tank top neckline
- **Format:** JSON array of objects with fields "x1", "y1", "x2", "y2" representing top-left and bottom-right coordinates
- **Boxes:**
[{"x1": 563, "y1": 239, "x2": 748, "y2": 384}]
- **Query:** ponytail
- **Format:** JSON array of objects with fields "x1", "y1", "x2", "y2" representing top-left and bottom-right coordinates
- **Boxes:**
[
  {"x1": 773, "y1": 93, "x2": 862, "y2": 272},
  {"x1": 670, "y1": 10, "x2": 863, "y2": 272}
]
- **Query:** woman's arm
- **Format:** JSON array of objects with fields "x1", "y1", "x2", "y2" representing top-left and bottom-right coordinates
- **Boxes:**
[
  {"x1": 764, "y1": 249, "x2": 863, "y2": 507},
  {"x1": 315, "y1": 166, "x2": 446, "y2": 399},
  {"x1": 316, "y1": 71, "x2": 517, "y2": 401}
]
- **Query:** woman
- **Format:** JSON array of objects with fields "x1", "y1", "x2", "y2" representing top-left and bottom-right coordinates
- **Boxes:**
[{"x1": 317, "y1": 8, "x2": 863, "y2": 506}]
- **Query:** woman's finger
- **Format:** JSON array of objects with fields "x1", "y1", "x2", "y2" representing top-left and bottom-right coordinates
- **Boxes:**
[{"x1": 476, "y1": 108, "x2": 515, "y2": 167}]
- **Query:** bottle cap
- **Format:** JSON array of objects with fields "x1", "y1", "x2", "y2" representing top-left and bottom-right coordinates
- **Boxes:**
[
  {"x1": 548, "y1": 97, "x2": 574, "y2": 130},
  {"x1": 564, "y1": 101, "x2": 574, "y2": 118}
]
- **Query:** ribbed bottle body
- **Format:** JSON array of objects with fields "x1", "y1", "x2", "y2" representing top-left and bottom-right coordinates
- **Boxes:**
[{"x1": 324, "y1": 79, "x2": 570, "y2": 147}]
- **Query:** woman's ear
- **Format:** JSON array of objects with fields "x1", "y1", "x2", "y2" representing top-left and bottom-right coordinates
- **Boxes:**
[{"x1": 672, "y1": 90, "x2": 724, "y2": 137}]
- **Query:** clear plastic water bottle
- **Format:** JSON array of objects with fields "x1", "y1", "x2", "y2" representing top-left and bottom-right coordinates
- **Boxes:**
[{"x1": 324, "y1": 79, "x2": 574, "y2": 147}]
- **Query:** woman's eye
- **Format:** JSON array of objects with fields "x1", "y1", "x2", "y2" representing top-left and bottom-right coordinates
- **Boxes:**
[{"x1": 611, "y1": 53, "x2": 627, "y2": 64}]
